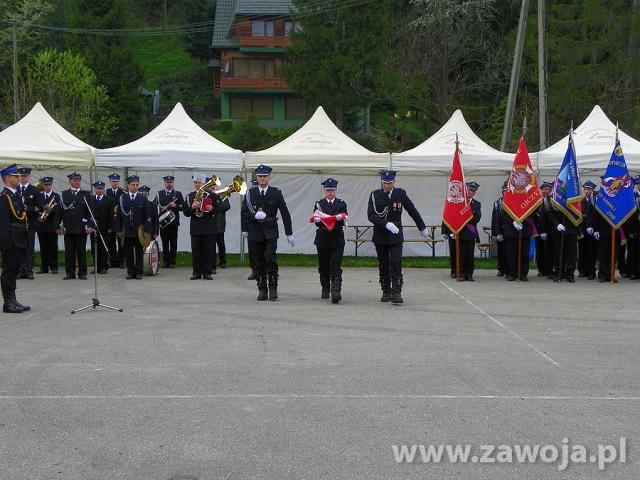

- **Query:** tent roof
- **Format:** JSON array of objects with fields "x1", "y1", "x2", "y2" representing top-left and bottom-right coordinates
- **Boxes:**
[
  {"x1": 392, "y1": 110, "x2": 514, "y2": 175},
  {"x1": 96, "y1": 102, "x2": 243, "y2": 170},
  {"x1": 0, "y1": 102, "x2": 94, "y2": 167},
  {"x1": 244, "y1": 106, "x2": 389, "y2": 173},
  {"x1": 535, "y1": 105, "x2": 640, "y2": 172}
]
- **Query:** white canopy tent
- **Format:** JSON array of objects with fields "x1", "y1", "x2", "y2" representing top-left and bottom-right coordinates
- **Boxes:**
[
  {"x1": 534, "y1": 105, "x2": 640, "y2": 174},
  {"x1": 0, "y1": 102, "x2": 94, "y2": 167}
]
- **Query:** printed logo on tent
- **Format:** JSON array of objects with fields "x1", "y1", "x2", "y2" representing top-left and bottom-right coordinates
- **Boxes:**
[
  {"x1": 153, "y1": 129, "x2": 197, "y2": 145},
  {"x1": 581, "y1": 128, "x2": 615, "y2": 145},
  {"x1": 440, "y1": 134, "x2": 477, "y2": 150},
  {"x1": 295, "y1": 132, "x2": 340, "y2": 150}
]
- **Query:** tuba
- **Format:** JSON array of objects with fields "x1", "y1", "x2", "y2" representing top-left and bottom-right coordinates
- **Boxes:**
[
  {"x1": 35, "y1": 181, "x2": 58, "y2": 223},
  {"x1": 193, "y1": 175, "x2": 221, "y2": 217},
  {"x1": 214, "y1": 175, "x2": 247, "y2": 201}
]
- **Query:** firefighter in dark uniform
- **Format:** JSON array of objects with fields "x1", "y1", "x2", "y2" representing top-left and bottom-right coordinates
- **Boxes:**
[
  {"x1": 367, "y1": 170, "x2": 429, "y2": 304},
  {"x1": 156, "y1": 175, "x2": 183, "y2": 268},
  {"x1": 535, "y1": 182, "x2": 554, "y2": 278},
  {"x1": 491, "y1": 181, "x2": 507, "y2": 276},
  {"x1": 578, "y1": 180, "x2": 598, "y2": 279},
  {"x1": 546, "y1": 203, "x2": 579, "y2": 282},
  {"x1": 139, "y1": 186, "x2": 160, "y2": 239},
  {"x1": 17, "y1": 167, "x2": 40, "y2": 279},
  {"x1": 105, "y1": 173, "x2": 125, "y2": 268},
  {"x1": 215, "y1": 194, "x2": 231, "y2": 270},
  {"x1": 36, "y1": 176, "x2": 61, "y2": 274},
  {"x1": 58, "y1": 172, "x2": 94, "y2": 280},
  {"x1": 242, "y1": 174, "x2": 259, "y2": 280},
  {"x1": 115, "y1": 175, "x2": 153, "y2": 279},
  {"x1": 0, "y1": 164, "x2": 31, "y2": 312},
  {"x1": 442, "y1": 181, "x2": 482, "y2": 281},
  {"x1": 241, "y1": 165, "x2": 294, "y2": 301},
  {"x1": 90, "y1": 181, "x2": 115, "y2": 274},
  {"x1": 183, "y1": 174, "x2": 219, "y2": 280},
  {"x1": 500, "y1": 208, "x2": 535, "y2": 281},
  {"x1": 626, "y1": 177, "x2": 640, "y2": 280},
  {"x1": 312, "y1": 178, "x2": 348, "y2": 303}
]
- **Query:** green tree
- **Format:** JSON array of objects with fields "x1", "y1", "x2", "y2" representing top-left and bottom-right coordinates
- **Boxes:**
[{"x1": 181, "y1": 0, "x2": 216, "y2": 60}]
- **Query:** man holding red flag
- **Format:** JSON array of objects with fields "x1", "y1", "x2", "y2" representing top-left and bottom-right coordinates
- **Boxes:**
[{"x1": 500, "y1": 137, "x2": 543, "y2": 281}]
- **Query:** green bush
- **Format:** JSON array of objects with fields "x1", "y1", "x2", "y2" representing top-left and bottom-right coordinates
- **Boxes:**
[{"x1": 217, "y1": 120, "x2": 233, "y2": 133}]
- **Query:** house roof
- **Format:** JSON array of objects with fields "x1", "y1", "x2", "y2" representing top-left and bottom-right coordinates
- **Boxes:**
[{"x1": 212, "y1": 0, "x2": 294, "y2": 49}]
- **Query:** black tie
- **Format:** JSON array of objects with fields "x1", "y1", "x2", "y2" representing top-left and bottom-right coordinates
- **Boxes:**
[
  {"x1": 131, "y1": 194, "x2": 135, "y2": 202},
  {"x1": 261, "y1": 190, "x2": 265, "y2": 197},
  {"x1": 73, "y1": 189, "x2": 77, "y2": 196}
]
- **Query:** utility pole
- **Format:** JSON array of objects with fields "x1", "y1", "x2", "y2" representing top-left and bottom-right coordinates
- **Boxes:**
[
  {"x1": 501, "y1": 0, "x2": 529, "y2": 151},
  {"x1": 538, "y1": 0, "x2": 548, "y2": 150},
  {"x1": 12, "y1": 20, "x2": 19, "y2": 123}
]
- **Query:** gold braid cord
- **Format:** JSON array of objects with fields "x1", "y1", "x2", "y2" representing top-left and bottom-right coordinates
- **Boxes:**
[{"x1": 4, "y1": 194, "x2": 27, "y2": 223}]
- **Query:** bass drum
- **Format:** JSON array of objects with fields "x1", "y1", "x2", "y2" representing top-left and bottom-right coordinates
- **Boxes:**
[
  {"x1": 159, "y1": 210, "x2": 176, "y2": 229},
  {"x1": 143, "y1": 240, "x2": 160, "y2": 276}
]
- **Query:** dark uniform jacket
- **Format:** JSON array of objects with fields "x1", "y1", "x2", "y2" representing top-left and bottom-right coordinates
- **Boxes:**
[
  {"x1": 441, "y1": 198, "x2": 482, "y2": 241},
  {"x1": 183, "y1": 191, "x2": 221, "y2": 236},
  {"x1": 37, "y1": 191, "x2": 61, "y2": 233},
  {"x1": 0, "y1": 187, "x2": 28, "y2": 250},
  {"x1": 215, "y1": 198, "x2": 231, "y2": 233},
  {"x1": 536, "y1": 197, "x2": 556, "y2": 236},
  {"x1": 499, "y1": 208, "x2": 535, "y2": 238},
  {"x1": 106, "y1": 187, "x2": 126, "y2": 202},
  {"x1": 19, "y1": 184, "x2": 42, "y2": 230},
  {"x1": 491, "y1": 197, "x2": 504, "y2": 237},
  {"x1": 157, "y1": 189, "x2": 184, "y2": 227},
  {"x1": 59, "y1": 189, "x2": 93, "y2": 234},
  {"x1": 545, "y1": 204, "x2": 580, "y2": 235},
  {"x1": 241, "y1": 186, "x2": 293, "y2": 242},
  {"x1": 115, "y1": 193, "x2": 153, "y2": 238},
  {"x1": 580, "y1": 194, "x2": 597, "y2": 235},
  {"x1": 92, "y1": 194, "x2": 115, "y2": 234},
  {"x1": 148, "y1": 197, "x2": 160, "y2": 237},
  {"x1": 313, "y1": 198, "x2": 347, "y2": 249},
  {"x1": 367, "y1": 188, "x2": 426, "y2": 245}
]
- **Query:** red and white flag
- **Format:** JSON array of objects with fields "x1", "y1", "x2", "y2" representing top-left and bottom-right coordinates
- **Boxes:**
[
  {"x1": 502, "y1": 137, "x2": 543, "y2": 222},
  {"x1": 442, "y1": 142, "x2": 473, "y2": 234}
]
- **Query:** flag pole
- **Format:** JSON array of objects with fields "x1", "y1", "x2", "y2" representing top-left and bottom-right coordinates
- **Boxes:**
[
  {"x1": 517, "y1": 119, "x2": 527, "y2": 281},
  {"x1": 455, "y1": 133, "x2": 461, "y2": 281},
  {"x1": 610, "y1": 227, "x2": 616, "y2": 283},
  {"x1": 558, "y1": 232, "x2": 564, "y2": 282}
]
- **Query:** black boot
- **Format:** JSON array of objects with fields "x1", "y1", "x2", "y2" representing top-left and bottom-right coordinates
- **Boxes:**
[
  {"x1": 268, "y1": 272, "x2": 278, "y2": 301},
  {"x1": 256, "y1": 274, "x2": 268, "y2": 301},
  {"x1": 391, "y1": 277, "x2": 403, "y2": 304},
  {"x1": 330, "y1": 275, "x2": 342, "y2": 304},
  {"x1": 2, "y1": 290, "x2": 22, "y2": 313},
  {"x1": 320, "y1": 275, "x2": 330, "y2": 299},
  {"x1": 10, "y1": 291, "x2": 30, "y2": 311},
  {"x1": 247, "y1": 270, "x2": 256, "y2": 280},
  {"x1": 380, "y1": 276, "x2": 392, "y2": 302}
]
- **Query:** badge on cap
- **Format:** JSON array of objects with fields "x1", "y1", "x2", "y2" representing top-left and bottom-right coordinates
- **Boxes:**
[
  {"x1": 67, "y1": 171, "x2": 82, "y2": 180},
  {"x1": 40, "y1": 176, "x2": 53, "y2": 185},
  {"x1": 108, "y1": 173, "x2": 121, "y2": 181},
  {"x1": 17, "y1": 167, "x2": 32, "y2": 175},
  {"x1": 192, "y1": 173, "x2": 206, "y2": 183},
  {"x1": 162, "y1": 175, "x2": 175, "y2": 182},
  {"x1": 321, "y1": 178, "x2": 338, "y2": 189},
  {"x1": 541, "y1": 181, "x2": 553, "y2": 189},
  {"x1": 583, "y1": 180, "x2": 596, "y2": 189},
  {"x1": 1, "y1": 164, "x2": 19, "y2": 176},
  {"x1": 126, "y1": 175, "x2": 139, "y2": 183},
  {"x1": 255, "y1": 164, "x2": 272, "y2": 175},
  {"x1": 380, "y1": 170, "x2": 397, "y2": 182},
  {"x1": 92, "y1": 181, "x2": 105, "y2": 188},
  {"x1": 139, "y1": 185, "x2": 150, "y2": 193},
  {"x1": 466, "y1": 181, "x2": 480, "y2": 191}
]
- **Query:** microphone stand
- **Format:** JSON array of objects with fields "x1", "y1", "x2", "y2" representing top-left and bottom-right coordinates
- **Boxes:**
[{"x1": 71, "y1": 194, "x2": 123, "y2": 314}]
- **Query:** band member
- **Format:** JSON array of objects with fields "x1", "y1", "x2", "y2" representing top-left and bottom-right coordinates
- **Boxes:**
[
  {"x1": 183, "y1": 174, "x2": 219, "y2": 280},
  {"x1": 17, "y1": 167, "x2": 40, "y2": 279},
  {"x1": 36, "y1": 176, "x2": 61, "y2": 274},
  {"x1": 500, "y1": 207, "x2": 535, "y2": 281},
  {"x1": 58, "y1": 172, "x2": 94, "y2": 280},
  {"x1": 105, "y1": 173, "x2": 125, "y2": 268},
  {"x1": 215, "y1": 194, "x2": 231, "y2": 270},
  {"x1": 535, "y1": 182, "x2": 554, "y2": 278},
  {"x1": 241, "y1": 165, "x2": 294, "y2": 301},
  {"x1": 442, "y1": 181, "x2": 481, "y2": 281},
  {"x1": 0, "y1": 164, "x2": 30, "y2": 312},
  {"x1": 139, "y1": 186, "x2": 159, "y2": 239},
  {"x1": 115, "y1": 175, "x2": 153, "y2": 279},
  {"x1": 90, "y1": 181, "x2": 114, "y2": 274},
  {"x1": 491, "y1": 181, "x2": 507, "y2": 276},
  {"x1": 156, "y1": 175, "x2": 184, "y2": 268},
  {"x1": 312, "y1": 178, "x2": 348, "y2": 303},
  {"x1": 241, "y1": 173, "x2": 259, "y2": 280},
  {"x1": 367, "y1": 170, "x2": 429, "y2": 303},
  {"x1": 578, "y1": 180, "x2": 598, "y2": 279}
]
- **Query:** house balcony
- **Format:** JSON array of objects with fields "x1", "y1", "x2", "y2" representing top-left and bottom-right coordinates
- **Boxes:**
[
  {"x1": 220, "y1": 76, "x2": 291, "y2": 91},
  {"x1": 239, "y1": 36, "x2": 290, "y2": 48}
]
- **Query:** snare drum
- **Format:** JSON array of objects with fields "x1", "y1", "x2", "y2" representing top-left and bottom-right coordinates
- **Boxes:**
[
  {"x1": 143, "y1": 240, "x2": 160, "y2": 276},
  {"x1": 158, "y1": 210, "x2": 176, "y2": 229}
]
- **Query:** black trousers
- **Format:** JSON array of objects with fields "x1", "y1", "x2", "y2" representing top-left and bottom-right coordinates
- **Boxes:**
[
  {"x1": 37, "y1": 231, "x2": 59, "y2": 271},
  {"x1": 496, "y1": 240, "x2": 506, "y2": 274},
  {"x1": 618, "y1": 244, "x2": 627, "y2": 275},
  {"x1": 90, "y1": 233, "x2": 109, "y2": 272},
  {"x1": 375, "y1": 242, "x2": 403, "y2": 283},
  {"x1": 578, "y1": 235, "x2": 598, "y2": 276},
  {"x1": 20, "y1": 228, "x2": 36, "y2": 274},
  {"x1": 552, "y1": 234, "x2": 577, "y2": 279},
  {"x1": 64, "y1": 234, "x2": 87, "y2": 276},
  {"x1": 447, "y1": 237, "x2": 456, "y2": 274},
  {"x1": 123, "y1": 236, "x2": 143, "y2": 276},
  {"x1": 216, "y1": 232, "x2": 226, "y2": 266},
  {"x1": 459, "y1": 238, "x2": 475, "y2": 278},
  {"x1": 627, "y1": 237, "x2": 639, "y2": 277},
  {"x1": 598, "y1": 233, "x2": 622, "y2": 280},
  {"x1": 535, "y1": 237, "x2": 553, "y2": 275},
  {"x1": 250, "y1": 238, "x2": 278, "y2": 275},
  {"x1": 191, "y1": 234, "x2": 215, "y2": 276},
  {"x1": 160, "y1": 224, "x2": 178, "y2": 266},
  {"x1": 505, "y1": 236, "x2": 530, "y2": 278},
  {"x1": 1, "y1": 246, "x2": 25, "y2": 296},
  {"x1": 317, "y1": 245, "x2": 344, "y2": 279},
  {"x1": 107, "y1": 232, "x2": 123, "y2": 267}
]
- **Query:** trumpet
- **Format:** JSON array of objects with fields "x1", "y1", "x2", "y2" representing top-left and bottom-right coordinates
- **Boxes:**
[
  {"x1": 214, "y1": 175, "x2": 247, "y2": 201},
  {"x1": 35, "y1": 180, "x2": 57, "y2": 223},
  {"x1": 193, "y1": 175, "x2": 221, "y2": 217},
  {"x1": 159, "y1": 196, "x2": 178, "y2": 213}
]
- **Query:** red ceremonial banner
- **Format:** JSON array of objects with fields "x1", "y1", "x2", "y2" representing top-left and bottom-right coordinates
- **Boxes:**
[
  {"x1": 502, "y1": 137, "x2": 543, "y2": 223},
  {"x1": 442, "y1": 145, "x2": 473, "y2": 234}
]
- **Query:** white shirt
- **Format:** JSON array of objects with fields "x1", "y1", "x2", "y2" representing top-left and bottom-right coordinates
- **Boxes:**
[
  {"x1": 259, "y1": 187, "x2": 269, "y2": 196},
  {"x1": 96, "y1": 195, "x2": 103, "y2": 201}
]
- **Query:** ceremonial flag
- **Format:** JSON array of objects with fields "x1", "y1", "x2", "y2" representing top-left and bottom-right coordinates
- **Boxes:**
[
  {"x1": 550, "y1": 132, "x2": 583, "y2": 226},
  {"x1": 442, "y1": 141, "x2": 473, "y2": 234},
  {"x1": 502, "y1": 137, "x2": 543, "y2": 222},
  {"x1": 595, "y1": 138, "x2": 637, "y2": 229}
]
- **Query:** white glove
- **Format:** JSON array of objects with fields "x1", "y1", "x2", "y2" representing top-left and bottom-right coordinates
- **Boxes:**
[
  {"x1": 449, "y1": 233, "x2": 455, "y2": 239},
  {"x1": 594, "y1": 231, "x2": 600, "y2": 240},
  {"x1": 335, "y1": 213, "x2": 343, "y2": 221},
  {"x1": 255, "y1": 211, "x2": 266, "y2": 220},
  {"x1": 586, "y1": 227, "x2": 594, "y2": 236},
  {"x1": 441, "y1": 234, "x2": 449, "y2": 241},
  {"x1": 286, "y1": 235, "x2": 295, "y2": 247},
  {"x1": 557, "y1": 224, "x2": 566, "y2": 232},
  {"x1": 495, "y1": 234, "x2": 504, "y2": 242},
  {"x1": 419, "y1": 228, "x2": 429, "y2": 238},
  {"x1": 241, "y1": 231, "x2": 248, "y2": 237},
  {"x1": 313, "y1": 217, "x2": 321, "y2": 223},
  {"x1": 385, "y1": 222, "x2": 400, "y2": 234},
  {"x1": 540, "y1": 233, "x2": 547, "y2": 241},
  {"x1": 512, "y1": 221, "x2": 523, "y2": 231}
]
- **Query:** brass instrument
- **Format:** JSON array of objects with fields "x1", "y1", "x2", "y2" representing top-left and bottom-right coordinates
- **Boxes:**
[
  {"x1": 138, "y1": 225, "x2": 152, "y2": 249},
  {"x1": 159, "y1": 195, "x2": 178, "y2": 213},
  {"x1": 35, "y1": 180, "x2": 57, "y2": 223},
  {"x1": 193, "y1": 175, "x2": 221, "y2": 217},
  {"x1": 214, "y1": 175, "x2": 247, "y2": 201}
]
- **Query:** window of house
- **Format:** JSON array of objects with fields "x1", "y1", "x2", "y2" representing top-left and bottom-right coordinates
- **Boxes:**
[
  {"x1": 233, "y1": 58, "x2": 275, "y2": 77},
  {"x1": 251, "y1": 20, "x2": 275, "y2": 36},
  {"x1": 230, "y1": 98, "x2": 273, "y2": 119},
  {"x1": 285, "y1": 21, "x2": 302, "y2": 36},
  {"x1": 285, "y1": 98, "x2": 307, "y2": 119}
]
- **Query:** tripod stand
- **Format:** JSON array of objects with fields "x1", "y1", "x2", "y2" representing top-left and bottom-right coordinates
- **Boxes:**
[{"x1": 71, "y1": 194, "x2": 123, "y2": 314}]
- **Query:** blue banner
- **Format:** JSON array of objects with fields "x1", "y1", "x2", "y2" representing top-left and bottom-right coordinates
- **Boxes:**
[
  {"x1": 551, "y1": 134, "x2": 583, "y2": 226},
  {"x1": 595, "y1": 140, "x2": 637, "y2": 229}
]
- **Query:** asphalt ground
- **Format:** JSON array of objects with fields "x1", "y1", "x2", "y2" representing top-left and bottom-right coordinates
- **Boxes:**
[{"x1": 1, "y1": 266, "x2": 638, "y2": 479}]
